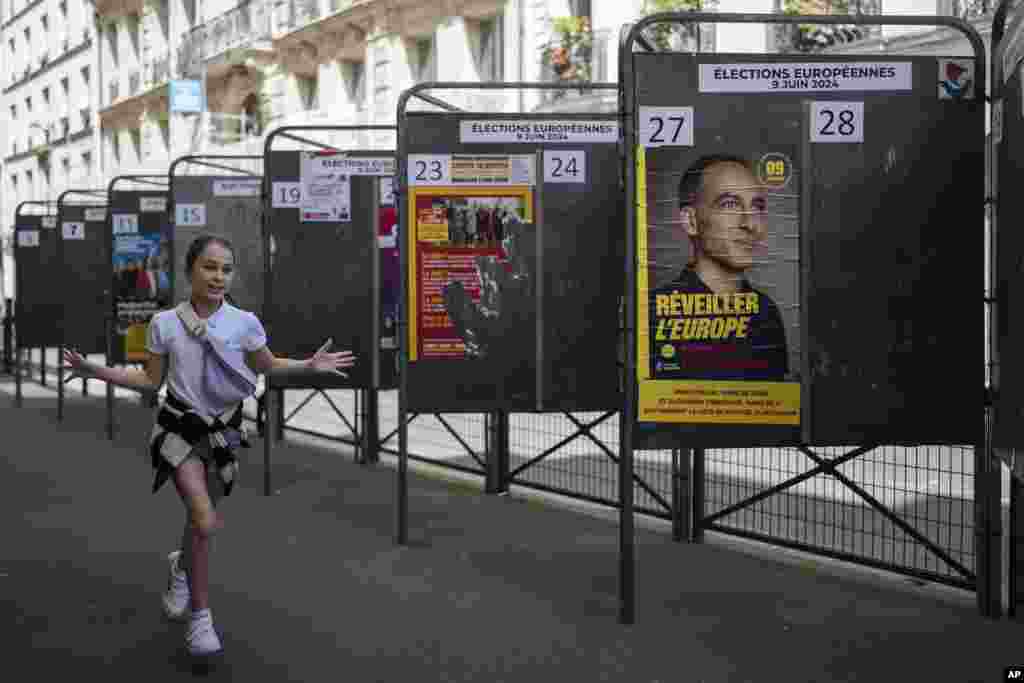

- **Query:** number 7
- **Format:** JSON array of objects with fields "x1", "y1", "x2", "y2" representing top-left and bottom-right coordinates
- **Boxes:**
[{"x1": 668, "y1": 116, "x2": 686, "y2": 143}]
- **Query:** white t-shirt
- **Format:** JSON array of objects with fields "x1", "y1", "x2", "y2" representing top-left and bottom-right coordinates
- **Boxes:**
[{"x1": 146, "y1": 302, "x2": 267, "y2": 417}]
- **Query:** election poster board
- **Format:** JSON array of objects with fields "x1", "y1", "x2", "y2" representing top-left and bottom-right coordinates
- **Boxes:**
[
  {"x1": 993, "y1": 36, "x2": 1024, "y2": 463},
  {"x1": 633, "y1": 54, "x2": 982, "y2": 446},
  {"x1": 109, "y1": 191, "x2": 171, "y2": 364},
  {"x1": 403, "y1": 113, "x2": 624, "y2": 413},
  {"x1": 264, "y1": 150, "x2": 395, "y2": 389},
  {"x1": 58, "y1": 203, "x2": 110, "y2": 355},
  {"x1": 171, "y1": 175, "x2": 264, "y2": 315},
  {"x1": 14, "y1": 213, "x2": 60, "y2": 349}
]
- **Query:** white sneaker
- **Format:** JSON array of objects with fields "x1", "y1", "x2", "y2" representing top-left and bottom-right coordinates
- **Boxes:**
[
  {"x1": 161, "y1": 550, "x2": 190, "y2": 622},
  {"x1": 186, "y1": 609, "x2": 223, "y2": 656}
]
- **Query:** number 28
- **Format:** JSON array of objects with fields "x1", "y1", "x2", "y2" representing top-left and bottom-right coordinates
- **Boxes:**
[{"x1": 818, "y1": 109, "x2": 856, "y2": 136}]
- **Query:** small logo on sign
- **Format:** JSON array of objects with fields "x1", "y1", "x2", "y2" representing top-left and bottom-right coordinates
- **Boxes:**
[
  {"x1": 661, "y1": 344, "x2": 676, "y2": 359},
  {"x1": 938, "y1": 59, "x2": 974, "y2": 100},
  {"x1": 757, "y1": 152, "x2": 794, "y2": 189}
]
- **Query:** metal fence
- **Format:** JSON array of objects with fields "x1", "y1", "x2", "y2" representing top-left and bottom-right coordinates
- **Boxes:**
[{"x1": 263, "y1": 383, "x2": 975, "y2": 589}]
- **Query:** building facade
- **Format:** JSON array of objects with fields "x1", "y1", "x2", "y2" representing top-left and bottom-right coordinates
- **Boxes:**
[
  {"x1": 0, "y1": 0, "x2": 99, "y2": 303},
  {"x1": 0, "y1": 0, "x2": 999, "y2": 301}
]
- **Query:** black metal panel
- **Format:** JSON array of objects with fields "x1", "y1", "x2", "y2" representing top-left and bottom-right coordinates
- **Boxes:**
[
  {"x1": 634, "y1": 53, "x2": 983, "y2": 446},
  {"x1": 264, "y1": 150, "x2": 386, "y2": 389},
  {"x1": 804, "y1": 88, "x2": 983, "y2": 445},
  {"x1": 13, "y1": 213, "x2": 59, "y2": 348},
  {"x1": 57, "y1": 204, "x2": 110, "y2": 355},
  {"x1": 403, "y1": 112, "x2": 624, "y2": 413},
  {"x1": 171, "y1": 176, "x2": 264, "y2": 315},
  {"x1": 994, "y1": 59, "x2": 1024, "y2": 449},
  {"x1": 108, "y1": 190, "x2": 171, "y2": 365}
]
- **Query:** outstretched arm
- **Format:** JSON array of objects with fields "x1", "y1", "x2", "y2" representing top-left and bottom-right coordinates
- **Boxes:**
[
  {"x1": 62, "y1": 348, "x2": 164, "y2": 396},
  {"x1": 245, "y1": 338, "x2": 356, "y2": 379}
]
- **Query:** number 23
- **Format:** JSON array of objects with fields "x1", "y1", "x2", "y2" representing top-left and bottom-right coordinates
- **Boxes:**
[{"x1": 415, "y1": 160, "x2": 444, "y2": 181}]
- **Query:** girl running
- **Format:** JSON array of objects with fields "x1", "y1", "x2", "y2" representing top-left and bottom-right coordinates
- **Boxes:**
[{"x1": 62, "y1": 234, "x2": 355, "y2": 657}]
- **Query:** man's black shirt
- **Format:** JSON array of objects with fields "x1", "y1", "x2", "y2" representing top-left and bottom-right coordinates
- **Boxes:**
[{"x1": 649, "y1": 268, "x2": 789, "y2": 382}]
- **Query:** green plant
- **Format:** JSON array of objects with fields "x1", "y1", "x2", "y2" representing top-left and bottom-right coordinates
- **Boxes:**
[
  {"x1": 32, "y1": 145, "x2": 51, "y2": 166},
  {"x1": 641, "y1": 0, "x2": 704, "y2": 51},
  {"x1": 540, "y1": 15, "x2": 594, "y2": 86},
  {"x1": 782, "y1": 0, "x2": 868, "y2": 53}
]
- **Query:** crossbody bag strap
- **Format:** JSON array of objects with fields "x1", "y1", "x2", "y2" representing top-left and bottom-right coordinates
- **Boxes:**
[{"x1": 176, "y1": 301, "x2": 256, "y2": 394}]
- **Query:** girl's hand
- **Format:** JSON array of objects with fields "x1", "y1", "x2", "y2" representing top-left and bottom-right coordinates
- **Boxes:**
[
  {"x1": 307, "y1": 338, "x2": 356, "y2": 378},
  {"x1": 61, "y1": 348, "x2": 94, "y2": 384}
]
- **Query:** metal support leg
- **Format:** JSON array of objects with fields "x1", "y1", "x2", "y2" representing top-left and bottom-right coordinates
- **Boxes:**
[
  {"x1": 1011, "y1": 474, "x2": 1022, "y2": 621},
  {"x1": 692, "y1": 447, "x2": 705, "y2": 542},
  {"x1": 363, "y1": 387, "x2": 380, "y2": 465},
  {"x1": 354, "y1": 388, "x2": 363, "y2": 464},
  {"x1": 105, "y1": 359, "x2": 115, "y2": 441},
  {"x1": 486, "y1": 412, "x2": 499, "y2": 494},
  {"x1": 15, "y1": 347, "x2": 23, "y2": 407},
  {"x1": 263, "y1": 387, "x2": 276, "y2": 497},
  {"x1": 671, "y1": 447, "x2": 691, "y2": 542},
  {"x1": 256, "y1": 391, "x2": 266, "y2": 437},
  {"x1": 977, "y1": 438, "x2": 1002, "y2": 618},
  {"x1": 40, "y1": 347, "x2": 45, "y2": 386},
  {"x1": 57, "y1": 347, "x2": 64, "y2": 422},
  {"x1": 2, "y1": 299, "x2": 12, "y2": 374},
  {"x1": 276, "y1": 388, "x2": 285, "y2": 442}
]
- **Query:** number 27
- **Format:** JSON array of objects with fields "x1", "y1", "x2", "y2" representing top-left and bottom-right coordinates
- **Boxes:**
[{"x1": 649, "y1": 115, "x2": 687, "y2": 143}]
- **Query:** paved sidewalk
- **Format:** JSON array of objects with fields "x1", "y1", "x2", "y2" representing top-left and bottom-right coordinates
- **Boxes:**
[{"x1": 0, "y1": 374, "x2": 1021, "y2": 682}]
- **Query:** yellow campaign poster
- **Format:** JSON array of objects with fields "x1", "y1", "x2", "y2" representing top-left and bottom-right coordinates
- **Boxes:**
[
  {"x1": 635, "y1": 145, "x2": 800, "y2": 426},
  {"x1": 125, "y1": 323, "x2": 149, "y2": 362},
  {"x1": 407, "y1": 186, "x2": 533, "y2": 362}
]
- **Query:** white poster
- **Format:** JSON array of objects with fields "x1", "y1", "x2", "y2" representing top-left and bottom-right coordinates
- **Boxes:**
[
  {"x1": 175, "y1": 203, "x2": 206, "y2": 227},
  {"x1": 310, "y1": 155, "x2": 394, "y2": 176},
  {"x1": 460, "y1": 120, "x2": 619, "y2": 143},
  {"x1": 213, "y1": 179, "x2": 262, "y2": 197},
  {"x1": 699, "y1": 62, "x2": 913, "y2": 93},
  {"x1": 62, "y1": 222, "x2": 86, "y2": 240},
  {"x1": 300, "y1": 152, "x2": 351, "y2": 222},
  {"x1": 17, "y1": 230, "x2": 40, "y2": 247},
  {"x1": 271, "y1": 182, "x2": 303, "y2": 208},
  {"x1": 140, "y1": 196, "x2": 167, "y2": 212},
  {"x1": 112, "y1": 213, "x2": 139, "y2": 235}
]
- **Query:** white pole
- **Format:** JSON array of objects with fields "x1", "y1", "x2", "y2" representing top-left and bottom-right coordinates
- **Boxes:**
[{"x1": 200, "y1": 0, "x2": 208, "y2": 154}]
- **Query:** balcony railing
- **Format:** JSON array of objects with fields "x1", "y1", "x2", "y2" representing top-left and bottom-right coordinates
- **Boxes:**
[
  {"x1": 128, "y1": 70, "x2": 141, "y2": 96},
  {"x1": 538, "y1": 27, "x2": 611, "y2": 105},
  {"x1": 143, "y1": 52, "x2": 173, "y2": 90},
  {"x1": 952, "y1": 0, "x2": 993, "y2": 19},
  {"x1": 279, "y1": 0, "x2": 322, "y2": 35},
  {"x1": 177, "y1": 0, "x2": 271, "y2": 77},
  {"x1": 108, "y1": 80, "x2": 119, "y2": 103}
]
